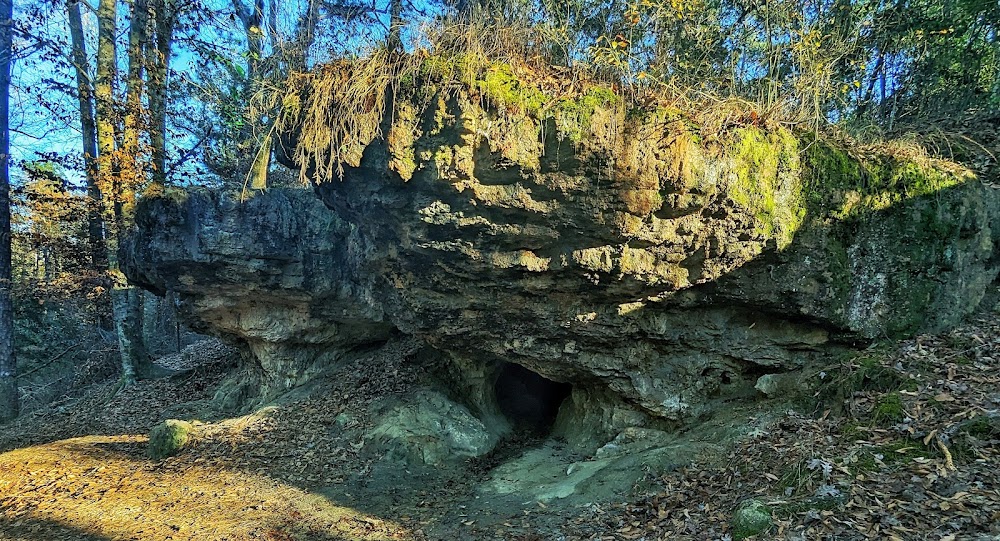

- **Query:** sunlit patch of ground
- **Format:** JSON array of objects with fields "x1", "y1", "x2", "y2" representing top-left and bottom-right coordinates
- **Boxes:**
[{"x1": 0, "y1": 434, "x2": 415, "y2": 541}]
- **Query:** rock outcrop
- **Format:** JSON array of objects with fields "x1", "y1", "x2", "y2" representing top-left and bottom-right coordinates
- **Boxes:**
[
  {"x1": 123, "y1": 190, "x2": 393, "y2": 404},
  {"x1": 123, "y1": 75, "x2": 1000, "y2": 456}
]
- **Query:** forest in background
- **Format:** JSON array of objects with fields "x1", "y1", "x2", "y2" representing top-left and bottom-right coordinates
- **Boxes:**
[{"x1": 0, "y1": 0, "x2": 998, "y2": 421}]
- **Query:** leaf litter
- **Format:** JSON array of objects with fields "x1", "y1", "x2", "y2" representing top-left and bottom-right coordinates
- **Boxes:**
[{"x1": 2, "y1": 311, "x2": 1000, "y2": 540}]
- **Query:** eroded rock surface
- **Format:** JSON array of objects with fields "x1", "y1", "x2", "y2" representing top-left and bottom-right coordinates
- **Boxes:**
[
  {"x1": 123, "y1": 88, "x2": 1000, "y2": 455},
  {"x1": 122, "y1": 190, "x2": 393, "y2": 403}
]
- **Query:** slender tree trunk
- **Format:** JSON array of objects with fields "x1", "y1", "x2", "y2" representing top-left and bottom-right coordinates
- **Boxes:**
[
  {"x1": 112, "y1": 287, "x2": 135, "y2": 383},
  {"x1": 0, "y1": 0, "x2": 18, "y2": 422},
  {"x1": 113, "y1": 286, "x2": 150, "y2": 381},
  {"x1": 118, "y1": 0, "x2": 156, "y2": 383},
  {"x1": 233, "y1": 0, "x2": 265, "y2": 87},
  {"x1": 67, "y1": 0, "x2": 107, "y2": 273},
  {"x1": 147, "y1": 0, "x2": 175, "y2": 185},
  {"x1": 96, "y1": 0, "x2": 149, "y2": 386},
  {"x1": 388, "y1": 0, "x2": 403, "y2": 51},
  {"x1": 123, "y1": 0, "x2": 149, "y2": 167},
  {"x1": 142, "y1": 291, "x2": 155, "y2": 351},
  {"x1": 290, "y1": 0, "x2": 319, "y2": 71},
  {"x1": 67, "y1": 0, "x2": 110, "y2": 329},
  {"x1": 95, "y1": 0, "x2": 118, "y2": 189}
]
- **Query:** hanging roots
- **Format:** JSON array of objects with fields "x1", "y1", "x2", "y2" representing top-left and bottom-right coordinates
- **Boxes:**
[{"x1": 277, "y1": 49, "x2": 423, "y2": 183}]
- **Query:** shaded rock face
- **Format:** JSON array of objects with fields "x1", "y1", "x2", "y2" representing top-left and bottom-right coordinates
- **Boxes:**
[
  {"x1": 122, "y1": 190, "x2": 393, "y2": 402},
  {"x1": 124, "y1": 94, "x2": 1000, "y2": 450}
]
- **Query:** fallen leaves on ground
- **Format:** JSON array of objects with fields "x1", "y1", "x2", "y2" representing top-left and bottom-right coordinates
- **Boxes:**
[
  {"x1": 0, "y1": 434, "x2": 412, "y2": 540},
  {"x1": 562, "y1": 314, "x2": 1000, "y2": 540},
  {"x1": 4, "y1": 315, "x2": 1000, "y2": 541}
]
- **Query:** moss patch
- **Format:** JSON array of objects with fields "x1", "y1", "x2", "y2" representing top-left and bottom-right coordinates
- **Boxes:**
[
  {"x1": 962, "y1": 414, "x2": 1000, "y2": 439},
  {"x1": 731, "y1": 499, "x2": 773, "y2": 540},
  {"x1": 872, "y1": 392, "x2": 906, "y2": 425},
  {"x1": 849, "y1": 438, "x2": 937, "y2": 473},
  {"x1": 727, "y1": 126, "x2": 806, "y2": 248},
  {"x1": 478, "y1": 63, "x2": 548, "y2": 117},
  {"x1": 802, "y1": 138, "x2": 974, "y2": 219},
  {"x1": 773, "y1": 494, "x2": 845, "y2": 515},
  {"x1": 148, "y1": 419, "x2": 195, "y2": 460},
  {"x1": 953, "y1": 414, "x2": 1000, "y2": 458},
  {"x1": 552, "y1": 86, "x2": 620, "y2": 142}
]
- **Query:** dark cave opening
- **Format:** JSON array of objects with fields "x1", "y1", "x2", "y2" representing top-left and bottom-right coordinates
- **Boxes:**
[{"x1": 494, "y1": 362, "x2": 572, "y2": 434}]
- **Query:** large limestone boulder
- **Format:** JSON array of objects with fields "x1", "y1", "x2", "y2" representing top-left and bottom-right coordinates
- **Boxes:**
[
  {"x1": 366, "y1": 390, "x2": 497, "y2": 466},
  {"x1": 123, "y1": 77, "x2": 1000, "y2": 439}
]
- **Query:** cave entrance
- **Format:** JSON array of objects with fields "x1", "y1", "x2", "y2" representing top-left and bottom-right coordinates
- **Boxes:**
[{"x1": 494, "y1": 362, "x2": 572, "y2": 434}]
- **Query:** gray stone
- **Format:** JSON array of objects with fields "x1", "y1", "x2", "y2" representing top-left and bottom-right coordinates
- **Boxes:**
[
  {"x1": 122, "y1": 93, "x2": 1000, "y2": 437},
  {"x1": 366, "y1": 390, "x2": 497, "y2": 465},
  {"x1": 754, "y1": 372, "x2": 806, "y2": 398}
]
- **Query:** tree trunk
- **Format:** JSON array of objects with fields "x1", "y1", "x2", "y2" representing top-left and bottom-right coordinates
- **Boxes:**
[
  {"x1": 95, "y1": 0, "x2": 118, "y2": 189},
  {"x1": 147, "y1": 0, "x2": 176, "y2": 185},
  {"x1": 388, "y1": 0, "x2": 403, "y2": 51},
  {"x1": 123, "y1": 0, "x2": 149, "y2": 169},
  {"x1": 66, "y1": 0, "x2": 107, "y2": 272},
  {"x1": 142, "y1": 290, "x2": 157, "y2": 351},
  {"x1": 67, "y1": 0, "x2": 110, "y2": 329},
  {"x1": 0, "y1": 0, "x2": 18, "y2": 422},
  {"x1": 289, "y1": 0, "x2": 319, "y2": 71},
  {"x1": 96, "y1": 0, "x2": 149, "y2": 385},
  {"x1": 111, "y1": 278, "x2": 153, "y2": 384},
  {"x1": 233, "y1": 0, "x2": 265, "y2": 87},
  {"x1": 169, "y1": 290, "x2": 181, "y2": 353}
]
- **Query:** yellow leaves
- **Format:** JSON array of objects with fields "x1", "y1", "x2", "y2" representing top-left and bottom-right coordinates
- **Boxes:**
[
  {"x1": 630, "y1": 0, "x2": 697, "y2": 25},
  {"x1": 839, "y1": 80, "x2": 862, "y2": 94},
  {"x1": 590, "y1": 39, "x2": 631, "y2": 71},
  {"x1": 16, "y1": 179, "x2": 88, "y2": 240},
  {"x1": 913, "y1": 27, "x2": 955, "y2": 39},
  {"x1": 593, "y1": 34, "x2": 630, "y2": 54}
]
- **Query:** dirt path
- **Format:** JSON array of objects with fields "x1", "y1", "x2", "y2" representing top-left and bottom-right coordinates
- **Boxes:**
[{"x1": 0, "y1": 434, "x2": 414, "y2": 541}]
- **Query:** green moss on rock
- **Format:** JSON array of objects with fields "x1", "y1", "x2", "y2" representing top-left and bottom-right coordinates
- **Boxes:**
[
  {"x1": 803, "y1": 138, "x2": 974, "y2": 219},
  {"x1": 727, "y1": 127, "x2": 806, "y2": 248},
  {"x1": 732, "y1": 499, "x2": 773, "y2": 540},
  {"x1": 552, "y1": 86, "x2": 620, "y2": 142},
  {"x1": 478, "y1": 63, "x2": 548, "y2": 117},
  {"x1": 148, "y1": 419, "x2": 195, "y2": 460}
]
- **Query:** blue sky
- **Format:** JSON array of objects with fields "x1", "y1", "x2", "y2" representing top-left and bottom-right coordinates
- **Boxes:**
[{"x1": 9, "y1": 0, "x2": 402, "y2": 189}]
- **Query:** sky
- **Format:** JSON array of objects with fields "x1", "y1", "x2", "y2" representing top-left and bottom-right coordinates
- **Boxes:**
[{"x1": 8, "y1": 0, "x2": 399, "y2": 189}]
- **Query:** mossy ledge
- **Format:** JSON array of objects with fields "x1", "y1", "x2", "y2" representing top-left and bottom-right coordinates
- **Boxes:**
[{"x1": 280, "y1": 54, "x2": 979, "y2": 253}]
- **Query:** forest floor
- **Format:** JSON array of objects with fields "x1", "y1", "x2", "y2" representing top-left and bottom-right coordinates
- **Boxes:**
[{"x1": 1, "y1": 311, "x2": 999, "y2": 540}]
